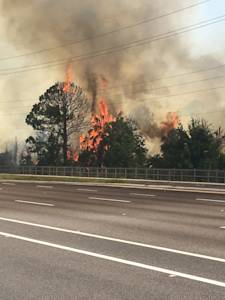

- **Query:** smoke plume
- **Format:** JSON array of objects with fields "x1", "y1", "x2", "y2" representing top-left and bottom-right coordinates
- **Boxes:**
[{"x1": 0, "y1": 0, "x2": 224, "y2": 153}]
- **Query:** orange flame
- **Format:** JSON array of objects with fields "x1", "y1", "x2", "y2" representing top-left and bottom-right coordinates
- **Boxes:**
[
  {"x1": 73, "y1": 152, "x2": 79, "y2": 162},
  {"x1": 63, "y1": 64, "x2": 73, "y2": 93},
  {"x1": 80, "y1": 99, "x2": 115, "y2": 152},
  {"x1": 100, "y1": 75, "x2": 108, "y2": 91},
  {"x1": 161, "y1": 112, "x2": 179, "y2": 136},
  {"x1": 67, "y1": 150, "x2": 71, "y2": 160}
]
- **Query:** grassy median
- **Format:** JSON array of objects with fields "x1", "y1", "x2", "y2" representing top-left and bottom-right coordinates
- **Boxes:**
[{"x1": 0, "y1": 173, "x2": 138, "y2": 184}]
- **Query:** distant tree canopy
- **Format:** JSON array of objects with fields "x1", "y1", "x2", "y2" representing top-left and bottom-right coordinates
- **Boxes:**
[
  {"x1": 23, "y1": 84, "x2": 225, "y2": 170},
  {"x1": 79, "y1": 116, "x2": 147, "y2": 167},
  {"x1": 0, "y1": 149, "x2": 13, "y2": 166},
  {"x1": 0, "y1": 140, "x2": 18, "y2": 166},
  {"x1": 25, "y1": 82, "x2": 90, "y2": 165},
  {"x1": 151, "y1": 119, "x2": 225, "y2": 169}
]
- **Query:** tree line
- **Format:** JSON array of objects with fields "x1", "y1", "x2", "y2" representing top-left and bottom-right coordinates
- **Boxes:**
[{"x1": 20, "y1": 81, "x2": 225, "y2": 169}]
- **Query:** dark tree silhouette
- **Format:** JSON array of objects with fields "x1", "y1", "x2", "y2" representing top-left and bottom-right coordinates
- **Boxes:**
[{"x1": 26, "y1": 82, "x2": 90, "y2": 165}]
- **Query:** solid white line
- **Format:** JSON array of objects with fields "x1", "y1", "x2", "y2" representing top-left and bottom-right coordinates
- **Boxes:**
[
  {"x1": 14, "y1": 200, "x2": 54, "y2": 207},
  {"x1": 220, "y1": 227, "x2": 225, "y2": 229},
  {"x1": 0, "y1": 216, "x2": 224, "y2": 263},
  {"x1": 142, "y1": 186, "x2": 225, "y2": 195},
  {"x1": 77, "y1": 188, "x2": 98, "y2": 192},
  {"x1": 196, "y1": 198, "x2": 225, "y2": 203},
  {"x1": 0, "y1": 231, "x2": 225, "y2": 288},
  {"x1": 36, "y1": 185, "x2": 53, "y2": 189},
  {"x1": 130, "y1": 193, "x2": 156, "y2": 197},
  {"x1": 89, "y1": 197, "x2": 130, "y2": 203}
]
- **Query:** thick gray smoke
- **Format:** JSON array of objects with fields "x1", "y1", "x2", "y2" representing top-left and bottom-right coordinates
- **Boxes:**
[
  {"x1": 0, "y1": 0, "x2": 224, "y2": 153},
  {"x1": 85, "y1": 70, "x2": 98, "y2": 113}
]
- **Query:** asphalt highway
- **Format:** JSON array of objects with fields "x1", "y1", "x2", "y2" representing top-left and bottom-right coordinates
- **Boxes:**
[{"x1": 0, "y1": 181, "x2": 225, "y2": 300}]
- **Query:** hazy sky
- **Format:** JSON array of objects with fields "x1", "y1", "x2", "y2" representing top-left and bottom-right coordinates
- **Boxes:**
[
  {"x1": 0, "y1": 0, "x2": 225, "y2": 152},
  {"x1": 191, "y1": 0, "x2": 225, "y2": 55}
]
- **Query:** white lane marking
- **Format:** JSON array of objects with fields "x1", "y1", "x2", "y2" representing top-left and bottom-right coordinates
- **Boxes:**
[
  {"x1": 77, "y1": 188, "x2": 98, "y2": 192},
  {"x1": 130, "y1": 193, "x2": 156, "y2": 197},
  {"x1": 14, "y1": 200, "x2": 54, "y2": 207},
  {"x1": 89, "y1": 197, "x2": 130, "y2": 203},
  {"x1": 142, "y1": 186, "x2": 225, "y2": 195},
  {"x1": 196, "y1": 198, "x2": 225, "y2": 203},
  {"x1": 0, "y1": 231, "x2": 225, "y2": 288},
  {"x1": 2, "y1": 183, "x2": 15, "y2": 186},
  {"x1": 36, "y1": 185, "x2": 53, "y2": 189},
  {"x1": 0, "y1": 217, "x2": 224, "y2": 263},
  {"x1": 220, "y1": 227, "x2": 225, "y2": 229}
]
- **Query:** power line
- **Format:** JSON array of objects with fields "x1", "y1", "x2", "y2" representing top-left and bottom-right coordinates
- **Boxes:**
[
  {"x1": 1, "y1": 72, "x2": 225, "y2": 105},
  {"x1": 2, "y1": 83, "x2": 225, "y2": 115},
  {"x1": 130, "y1": 83, "x2": 225, "y2": 104},
  {"x1": 105, "y1": 63, "x2": 225, "y2": 92},
  {"x1": 1, "y1": 14, "x2": 225, "y2": 76},
  {"x1": 180, "y1": 109, "x2": 225, "y2": 117},
  {"x1": 0, "y1": 0, "x2": 211, "y2": 62},
  {"x1": 1, "y1": 14, "x2": 224, "y2": 72},
  {"x1": 106, "y1": 73, "x2": 225, "y2": 96},
  {"x1": 1, "y1": 108, "x2": 225, "y2": 133},
  {"x1": 71, "y1": 82, "x2": 225, "y2": 106},
  {"x1": 1, "y1": 58, "x2": 225, "y2": 104}
]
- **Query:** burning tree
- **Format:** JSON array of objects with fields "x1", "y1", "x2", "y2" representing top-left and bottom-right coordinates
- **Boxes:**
[
  {"x1": 26, "y1": 68, "x2": 90, "y2": 165},
  {"x1": 79, "y1": 99, "x2": 115, "y2": 153},
  {"x1": 151, "y1": 118, "x2": 225, "y2": 169},
  {"x1": 79, "y1": 113, "x2": 147, "y2": 167},
  {"x1": 161, "y1": 112, "x2": 180, "y2": 136}
]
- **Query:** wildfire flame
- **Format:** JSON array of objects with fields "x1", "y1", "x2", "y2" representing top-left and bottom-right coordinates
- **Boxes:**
[
  {"x1": 73, "y1": 152, "x2": 79, "y2": 162},
  {"x1": 63, "y1": 64, "x2": 73, "y2": 93},
  {"x1": 80, "y1": 99, "x2": 115, "y2": 152},
  {"x1": 66, "y1": 150, "x2": 71, "y2": 161},
  {"x1": 100, "y1": 75, "x2": 108, "y2": 91},
  {"x1": 64, "y1": 69, "x2": 115, "y2": 161},
  {"x1": 161, "y1": 112, "x2": 180, "y2": 136}
]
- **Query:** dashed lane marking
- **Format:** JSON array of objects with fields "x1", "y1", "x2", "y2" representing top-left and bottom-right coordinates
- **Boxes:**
[
  {"x1": 130, "y1": 193, "x2": 156, "y2": 197},
  {"x1": 0, "y1": 231, "x2": 225, "y2": 288},
  {"x1": 0, "y1": 217, "x2": 224, "y2": 263},
  {"x1": 196, "y1": 198, "x2": 225, "y2": 203},
  {"x1": 77, "y1": 188, "x2": 98, "y2": 192},
  {"x1": 36, "y1": 185, "x2": 53, "y2": 189},
  {"x1": 14, "y1": 200, "x2": 54, "y2": 207},
  {"x1": 89, "y1": 197, "x2": 130, "y2": 203}
]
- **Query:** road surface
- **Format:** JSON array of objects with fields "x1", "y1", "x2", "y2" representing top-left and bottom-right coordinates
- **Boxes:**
[{"x1": 0, "y1": 181, "x2": 225, "y2": 299}]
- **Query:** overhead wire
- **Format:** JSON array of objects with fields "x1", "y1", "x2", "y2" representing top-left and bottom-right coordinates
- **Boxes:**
[
  {"x1": 0, "y1": 14, "x2": 225, "y2": 76},
  {"x1": 0, "y1": 0, "x2": 223, "y2": 127},
  {"x1": 104, "y1": 63, "x2": 225, "y2": 92},
  {"x1": 2, "y1": 83, "x2": 225, "y2": 115},
  {"x1": 0, "y1": 0, "x2": 211, "y2": 62},
  {"x1": 1, "y1": 71, "x2": 225, "y2": 105}
]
